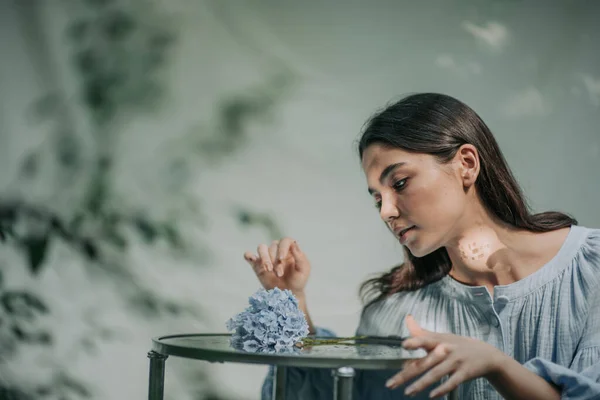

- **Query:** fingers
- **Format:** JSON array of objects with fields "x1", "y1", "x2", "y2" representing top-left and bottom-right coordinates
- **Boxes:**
[
  {"x1": 405, "y1": 315, "x2": 428, "y2": 337},
  {"x1": 404, "y1": 358, "x2": 459, "y2": 397},
  {"x1": 403, "y1": 335, "x2": 439, "y2": 351},
  {"x1": 257, "y1": 244, "x2": 273, "y2": 272},
  {"x1": 269, "y1": 240, "x2": 278, "y2": 265},
  {"x1": 243, "y1": 251, "x2": 265, "y2": 276},
  {"x1": 269, "y1": 239, "x2": 283, "y2": 277},
  {"x1": 243, "y1": 251, "x2": 257, "y2": 263},
  {"x1": 289, "y1": 241, "x2": 307, "y2": 271},
  {"x1": 403, "y1": 316, "x2": 439, "y2": 351},
  {"x1": 244, "y1": 237, "x2": 302, "y2": 279},
  {"x1": 386, "y1": 345, "x2": 449, "y2": 389},
  {"x1": 275, "y1": 237, "x2": 295, "y2": 263},
  {"x1": 428, "y1": 368, "x2": 464, "y2": 398},
  {"x1": 274, "y1": 237, "x2": 298, "y2": 277},
  {"x1": 385, "y1": 359, "x2": 418, "y2": 389}
]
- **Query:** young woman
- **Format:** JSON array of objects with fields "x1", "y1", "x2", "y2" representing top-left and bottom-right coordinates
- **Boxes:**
[{"x1": 243, "y1": 93, "x2": 600, "y2": 399}]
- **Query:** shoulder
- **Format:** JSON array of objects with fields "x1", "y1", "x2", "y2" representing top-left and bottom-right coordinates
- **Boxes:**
[
  {"x1": 571, "y1": 225, "x2": 600, "y2": 278},
  {"x1": 554, "y1": 226, "x2": 600, "y2": 313},
  {"x1": 579, "y1": 225, "x2": 600, "y2": 256}
]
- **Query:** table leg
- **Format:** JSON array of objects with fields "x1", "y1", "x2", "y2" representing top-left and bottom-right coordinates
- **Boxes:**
[
  {"x1": 333, "y1": 367, "x2": 355, "y2": 400},
  {"x1": 148, "y1": 351, "x2": 168, "y2": 400},
  {"x1": 272, "y1": 366, "x2": 287, "y2": 400}
]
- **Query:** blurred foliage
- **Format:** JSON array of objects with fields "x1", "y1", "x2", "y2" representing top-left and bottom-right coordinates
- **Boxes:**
[
  {"x1": 0, "y1": 269, "x2": 92, "y2": 400},
  {"x1": 0, "y1": 388, "x2": 32, "y2": 400},
  {"x1": 0, "y1": 373, "x2": 94, "y2": 400},
  {"x1": 236, "y1": 208, "x2": 284, "y2": 241},
  {"x1": 0, "y1": 0, "x2": 290, "y2": 398},
  {"x1": 67, "y1": 0, "x2": 175, "y2": 125},
  {"x1": 34, "y1": 374, "x2": 93, "y2": 400},
  {"x1": 199, "y1": 73, "x2": 291, "y2": 159},
  {"x1": 0, "y1": 200, "x2": 185, "y2": 275},
  {"x1": 0, "y1": 269, "x2": 50, "y2": 360},
  {"x1": 0, "y1": 1, "x2": 190, "y2": 351},
  {"x1": 0, "y1": 0, "x2": 186, "y2": 398}
]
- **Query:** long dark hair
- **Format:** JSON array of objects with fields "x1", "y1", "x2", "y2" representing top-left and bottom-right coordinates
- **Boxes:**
[{"x1": 358, "y1": 93, "x2": 577, "y2": 304}]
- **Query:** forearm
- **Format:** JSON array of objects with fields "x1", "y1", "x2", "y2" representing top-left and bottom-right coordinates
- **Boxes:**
[
  {"x1": 294, "y1": 291, "x2": 316, "y2": 334},
  {"x1": 486, "y1": 353, "x2": 560, "y2": 400}
]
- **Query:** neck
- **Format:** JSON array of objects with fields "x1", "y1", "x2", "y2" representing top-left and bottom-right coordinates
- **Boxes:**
[{"x1": 444, "y1": 202, "x2": 566, "y2": 293}]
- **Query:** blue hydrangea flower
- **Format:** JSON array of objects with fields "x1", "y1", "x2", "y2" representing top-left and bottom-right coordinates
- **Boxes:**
[{"x1": 226, "y1": 288, "x2": 309, "y2": 353}]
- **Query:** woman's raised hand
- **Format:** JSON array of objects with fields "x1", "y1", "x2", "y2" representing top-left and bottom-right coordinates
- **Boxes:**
[{"x1": 243, "y1": 237, "x2": 311, "y2": 295}]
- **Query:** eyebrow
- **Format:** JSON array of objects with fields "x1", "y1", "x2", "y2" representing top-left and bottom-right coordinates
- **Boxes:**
[{"x1": 367, "y1": 162, "x2": 406, "y2": 195}]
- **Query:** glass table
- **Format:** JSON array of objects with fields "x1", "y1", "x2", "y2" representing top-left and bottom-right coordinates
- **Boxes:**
[{"x1": 147, "y1": 333, "x2": 458, "y2": 400}]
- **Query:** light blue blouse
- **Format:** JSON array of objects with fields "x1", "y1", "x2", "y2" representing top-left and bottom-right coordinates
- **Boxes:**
[{"x1": 261, "y1": 225, "x2": 600, "y2": 399}]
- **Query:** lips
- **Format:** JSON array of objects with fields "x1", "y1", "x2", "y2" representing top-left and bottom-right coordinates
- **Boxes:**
[
  {"x1": 394, "y1": 225, "x2": 415, "y2": 237},
  {"x1": 393, "y1": 225, "x2": 416, "y2": 239}
]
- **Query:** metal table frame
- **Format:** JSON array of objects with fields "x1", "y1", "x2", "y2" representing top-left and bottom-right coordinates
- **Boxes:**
[{"x1": 147, "y1": 333, "x2": 458, "y2": 400}]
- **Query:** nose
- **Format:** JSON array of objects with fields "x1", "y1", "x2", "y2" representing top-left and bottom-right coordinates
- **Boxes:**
[{"x1": 379, "y1": 195, "x2": 400, "y2": 223}]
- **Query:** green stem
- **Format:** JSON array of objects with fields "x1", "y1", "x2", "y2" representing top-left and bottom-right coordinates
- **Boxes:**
[{"x1": 299, "y1": 336, "x2": 368, "y2": 347}]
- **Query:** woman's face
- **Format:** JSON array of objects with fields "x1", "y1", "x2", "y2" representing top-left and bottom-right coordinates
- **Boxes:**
[{"x1": 362, "y1": 143, "x2": 472, "y2": 257}]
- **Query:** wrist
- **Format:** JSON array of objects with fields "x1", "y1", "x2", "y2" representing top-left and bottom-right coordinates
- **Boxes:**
[
  {"x1": 292, "y1": 291, "x2": 315, "y2": 334},
  {"x1": 293, "y1": 290, "x2": 307, "y2": 301},
  {"x1": 485, "y1": 346, "x2": 509, "y2": 378}
]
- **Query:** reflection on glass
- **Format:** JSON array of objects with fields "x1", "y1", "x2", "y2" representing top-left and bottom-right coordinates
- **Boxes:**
[{"x1": 229, "y1": 337, "x2": 303, "y2": 354}]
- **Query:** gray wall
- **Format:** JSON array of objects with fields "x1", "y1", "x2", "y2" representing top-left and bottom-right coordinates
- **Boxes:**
[{"x1": 1, "y1": 1, "x2": 598, "y2": 399}]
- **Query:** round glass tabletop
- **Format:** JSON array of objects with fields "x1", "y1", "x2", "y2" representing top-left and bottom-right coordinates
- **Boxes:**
[{"x1": 152, "y1": 334, "x2": 425, "y2": 369}]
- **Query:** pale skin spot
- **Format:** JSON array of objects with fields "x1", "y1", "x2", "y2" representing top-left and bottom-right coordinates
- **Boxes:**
[{"x1": 460, "y1": 241, "x2": 493, "y2": 263}]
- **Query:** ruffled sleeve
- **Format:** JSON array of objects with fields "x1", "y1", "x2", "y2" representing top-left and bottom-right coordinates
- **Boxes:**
[
  {"x1": 523, "y1": 349, "x2": 600, "y2": 399},
  {"x1": 523, "y1": 228, "x2": 600, "y2": 399}
]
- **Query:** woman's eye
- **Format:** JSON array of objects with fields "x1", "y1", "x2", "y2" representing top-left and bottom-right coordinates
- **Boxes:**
[
  {"x1": 373, "y1": 179, "x2": 407, "y2": 209},
  {"x1": 392, "y1": 178, "x2": 408, "y2": 191}
]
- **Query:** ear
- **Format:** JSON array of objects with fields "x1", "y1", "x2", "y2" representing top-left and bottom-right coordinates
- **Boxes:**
[{"x1": 455, "y1": 144, "x2": 479, "y2": 188}]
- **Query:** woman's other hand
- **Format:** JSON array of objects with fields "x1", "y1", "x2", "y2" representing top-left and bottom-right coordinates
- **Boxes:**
[{"x1": 385, "y1": 315, "x2": 504, "y2": 398}]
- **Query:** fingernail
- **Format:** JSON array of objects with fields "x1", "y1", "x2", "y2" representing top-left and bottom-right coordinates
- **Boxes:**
[
  {"x1": 277, "y1": 270, "x2": 283, "y2": 277},
  {"x1": 405, "y1": 385, "x2": 415, "y2": 396},
  {"x1": 385, "y1": 379, "x2": 394, "y2": 388}
]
